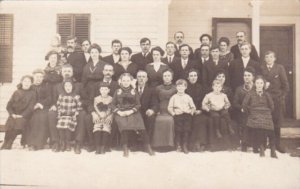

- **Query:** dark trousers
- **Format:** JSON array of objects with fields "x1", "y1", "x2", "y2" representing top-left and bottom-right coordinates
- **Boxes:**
[
  {"x1": 174, "y1": 113, "x2": 192, "y2": 145},
  {"x1": 94, "y1": 131, "x2": 109, "y2": 147},
  {"x1": 58, "y1": 129, "x2": 73, "y2": 142},
  {"x1": 251, "y1": 128, "x2": 275, "y2": 149},
  {"x1": 141, "y1": 114, "x2": 155, "y2": 143},
  {"x1": 210, "y1": 109, "x2": 231, "y2": 130},
  {"x1": 48, "y1": 110, "x2": 86, "y2": 144},
  {"x1": 272, "y1": 97, "x2": 284, "y2": 148},
  {"x1": 120, "y1": 130, "x2": 150, "y2": 146},
  {"x1": 190, "y1": 114, "x2": 209, "y2": 147},
  {"x1": 3, "y1": 129, "x2": 23, "y2": 149}
]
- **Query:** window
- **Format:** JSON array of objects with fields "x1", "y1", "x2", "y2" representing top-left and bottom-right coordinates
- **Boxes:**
[
  {"x1": 0, "y1": 14, "x2": 13, "y2": 83},
  {"x1": 57, "y1": 14, "x2": 90, "y2": 46}
]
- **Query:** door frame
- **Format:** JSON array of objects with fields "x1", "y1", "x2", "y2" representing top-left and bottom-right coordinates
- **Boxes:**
[
  {"x1": 212, "y1": 18, "x2": 252, "y2": 45},
  {"x1": 260, "y1": 24, "x2": 296, "y2": 118}
]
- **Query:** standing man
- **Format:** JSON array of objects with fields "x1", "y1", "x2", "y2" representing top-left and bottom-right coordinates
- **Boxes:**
[
  {"x1": 131, "y1": 37, "x2": 153, "y2": 70},
  {"x1": 162, "y1": 41, "x2": 180, "y2": 65},
  {"x1": 81, "y1": 39, "x2": 91, "y2": 64},
  {"x1": 193, "y1": 34, "x2": 212, "y2": 62},
  {"x1": 173, "y1": 31, "x2": 193, "y2": 58},
  {"x1": 193, "y1": 44, "x2": 211, "y2": 84},
  {"x1": 229, "y1": 42, "x2": 261, "y2": 91},
  {"x1": 202, "y1": 45, "x2": 229, "y2": 88},
  {"x1": 64, "y1": 36, "x2": 85, "y2": 82},
  {"x1": 170, "y1": 44, "x2": 196, "y2": 82},
  {"x1": 230, "y1": 31, "x2": 259, "y2": 62},
  {"x1": 102, "y1": 39, "x2": 122, "y2": 65},
  {"x1": 261, "y1": 51, "x2": 289, "y2": 153}
]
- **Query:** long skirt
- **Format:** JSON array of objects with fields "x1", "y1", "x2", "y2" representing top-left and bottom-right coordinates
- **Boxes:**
[
  {"x1": 189, "y1": 114, "x2": 209, "y2": 147},
  {"x1": 114, "y1": 112, "x2": 145, "y2": 132},
  {"x1": 152, "y1": 114, "x2": 174, "y2": 147},
  {"x1": 28, "y1": 109, "x2": 49, "y2": 148}
]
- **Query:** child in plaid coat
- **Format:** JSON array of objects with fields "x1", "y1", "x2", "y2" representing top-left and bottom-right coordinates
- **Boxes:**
[
  {"x1": 56, "y1": 79, "x2": 82, "y2": 151},
  {"x1": 93, "y1": 82, "x2": 113, "y2": 154}
]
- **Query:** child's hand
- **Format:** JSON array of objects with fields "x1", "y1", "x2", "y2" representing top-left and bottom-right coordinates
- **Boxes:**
[
  {"x1": 145, "y1": 109, "x2": 154, "y2": 117},
  {"x1": 92, "y1": 112, "x2": 100, "y2": 123},
  {"x1": 34, "y1": 103, "x2": 43, "y2": 110},
  {"x1": 49, "y1": 105, "x2": 57, "y2": 111},
  {"x1": 117, "y1": 111, "x2": 125, "y2": 117},
  {"x1": 241, "y1": 108, "x2": 244, "y2": 113}
]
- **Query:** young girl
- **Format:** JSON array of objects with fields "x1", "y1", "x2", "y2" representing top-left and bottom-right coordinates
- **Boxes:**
[
  {"x1": 242, "y1": 76, "x2": 277, "y2": 158},
  {"x1": 111, "y1": 73, "x2": 154, "y2": 157},
  {"x1": 93, "y1": 82, "x2": 113, "y2": 154},
  {"x1": 202, "y1": 80, "x2": 232, "y2": 138},
  {"x1": 1, "y1": 75, "x2": 35, "y2": 150},
  {"x1": 56, "y1": 79, "x2": 82, "y2": 152}
]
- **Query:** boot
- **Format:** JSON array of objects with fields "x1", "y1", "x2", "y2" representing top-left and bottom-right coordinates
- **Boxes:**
[
  {"x1": 145, "y1": 144, "x2": 155, "y2": 156},
  {"x1": 0, "y1": 141, "x2": 9, "y2": 150},
  {"x1": 271, "y1": 146, "x2": 278, "y2": 158},
  {"x1": 183, "y1": 143, "x2": 189, "y2": 154},
  {"x1": 241, "y1": 143, "x2": 247, "y2": 152},
  {"x1": 87, "y1": 145, "x2": 95, "y2": 152},
  {"x1": 123, "y1": 144, "x2": 129, "y2": 157},
  {"x1": 65, "y1": 141, "x2": 71, "y2": 151},
  {"x1": 259, "y1": 145, "x2": 265, "y2": 157},
  {"x1": 100, "y1": 146, "x2": 106, "y2": 154},
  {"x1": 60, "y1": 141, "x2": 66, "y2": 152},
  {"x1": 95, "y1": 146, "x2": 101, "y2": 154},
  {"x1": 253, "y1": 147, "x2": 259, "y2": 153},
  {"x1": 74, "y1": 143, "x2": 81, "y2": 154},
  {"x1": 216, "y1": 129, "x2": 222, "y2": 138},
  {"x1": 51, "y1": 142, "x2": 60, "y2": 152},
  {"x1": 176, "y1": 143, "x2": 182, "y2": 152}
]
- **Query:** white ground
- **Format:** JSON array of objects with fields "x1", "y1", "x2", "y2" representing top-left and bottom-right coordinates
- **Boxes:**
[{"x1": 1, "y1": 142, "x2": 300, "y2": 189}]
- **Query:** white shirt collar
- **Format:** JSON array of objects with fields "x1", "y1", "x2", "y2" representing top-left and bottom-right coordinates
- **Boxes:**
[{"x1": 242, "y1": 56, "x2": 250, "y2": 67}]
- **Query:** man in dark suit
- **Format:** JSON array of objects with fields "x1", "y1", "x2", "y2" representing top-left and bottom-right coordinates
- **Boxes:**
[
  {"x1": 162, "y1": 41, "x2": 180, "y2": 65},
  {"x1": 173, "y1": 31, "x2": 193, "y2": 59},
  {"x1": 261, "y1": 51, "x2": 289, "y2": 153},
  {"x1": 136, "y1": 70, "x2": 157, "y2": 138},
  {"x1": 202, "y1": 45, "x2": 229, "y2": 88},
  {"x1": 81, "y1": 39, "x2": 91, "y2": 64},
  {"x1": 193, "y1": 44, "x2": 211, "y2": 84},
  {"x1": 170, "y1": 44, "x2": 196, "y2": 82},
  {"x1": 64, "y1": 36, "x2": 85, "y2": 82},
  {"x1": 230, "y1": 31, "x2": 260, "y2": 62},
  {"x1": 229, "y1": 42, "x2": 261, "y2": 91},
  {"x1": 86, "y1": 64, "x2": 119, "y2": 151},
  {"x1": 131, "y1": 37, "x2": 153, "y2": 70},
  {"x1": 102, "y1": 39, "x2": 122, "y2": 65}
]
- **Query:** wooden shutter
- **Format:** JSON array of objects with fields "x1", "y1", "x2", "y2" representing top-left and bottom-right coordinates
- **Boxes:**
[
  {"x1": 0, "y1": 14, "x2": 13, "y2": 83},
  {"x1": 57, "y1": 14, "x2": 90, "y2": 46},
  {"x1": 74, "y1": 14, "x2": 90, "y2": 44}
]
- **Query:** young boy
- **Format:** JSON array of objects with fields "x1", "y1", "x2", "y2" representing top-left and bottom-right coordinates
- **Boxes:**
[
  {"x1": 261, "y1": 51, "x2": 289, "y2": 153},
  {"x1": 202, "y1": 80, "x2": 232, "y2": 138},
  {"x1": 168, "y1": 79, "x2": 196, "y2": 154}
]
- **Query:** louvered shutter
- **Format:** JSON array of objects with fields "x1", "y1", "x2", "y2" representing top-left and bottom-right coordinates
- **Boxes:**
[
  {"x1": 57, "y1": 14, "x2": 90, "y2": 46},
  {"x1": 57, "y1": 14, "x2": 73, "y2": 46},
  {"x1": 74, "y1": 14, "x2": 90, "y2": 44},
  {"x1": 0, "y1": 14, "x2": 13, "y2": 83}
]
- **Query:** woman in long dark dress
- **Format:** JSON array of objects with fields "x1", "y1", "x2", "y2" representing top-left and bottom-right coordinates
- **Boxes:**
[
  {"x1": 152, "y1": 69, "x2": 176, "y2": 149},
  {"x1": 111, "y1": 73, "x2": 154, "y2": 157},
  {"x1": 113, "y1": 47, "x2": 139, "y2": 80},
  {"x1": 145, "y1": 46, "x2": 169, "y2": 87},
  {"x1": 185, "y1": 69, "x2": 209, "y2": 152},
  {"x1": 1, "y1": 75, "x2": 35, "y2": 150},
  {"x1": 27, "y1": 69, "x2": 52, "y2": 150}
]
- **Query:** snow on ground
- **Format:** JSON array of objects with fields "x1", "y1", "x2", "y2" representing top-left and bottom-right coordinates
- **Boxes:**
[{"x1": 1, "y1": 146, "x2": 300, "y2": 189}]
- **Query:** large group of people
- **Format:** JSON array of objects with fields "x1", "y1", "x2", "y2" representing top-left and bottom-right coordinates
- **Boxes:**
[{"x1": 0, "y1": 31, "x2": 290, "y2": 158}]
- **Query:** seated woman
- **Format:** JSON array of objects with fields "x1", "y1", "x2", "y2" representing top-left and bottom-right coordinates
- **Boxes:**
[
  {"x1": 111, "y1": 73, "x2": 154, "y2": 157},
  {"x1": 185, "y1": 69, "x2": 209, "y2": 152},
  {"x1": 27, "y1": 69, "x2": 51, "y2": 150},
  {"x1": 145, "y1": 46, "x2": 169, "y2": 87},
  {"x1": 152, "y1": 69, "x2": 177, "y2": 151},
  {"x1": 113, "y1": 47, "x2": 139, "y2": 80}
]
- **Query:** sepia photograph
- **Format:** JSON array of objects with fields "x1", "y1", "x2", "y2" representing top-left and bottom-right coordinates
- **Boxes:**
[{"x1": 0, "y1": 0, "x2": 300, "y2": 188}]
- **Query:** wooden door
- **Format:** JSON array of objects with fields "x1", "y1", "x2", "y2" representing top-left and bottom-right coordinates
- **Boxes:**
[{"x1": 260, "y1": 26, "x2": 295, "y2": 118}]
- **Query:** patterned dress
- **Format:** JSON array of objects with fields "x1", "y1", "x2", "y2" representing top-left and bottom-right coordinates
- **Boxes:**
[
  {"x1": 93, "y1": 95, "x2": 113, "y2": 133},
  {"x1": 56, "y1": 94, "x2": 82, "y2": 131}
]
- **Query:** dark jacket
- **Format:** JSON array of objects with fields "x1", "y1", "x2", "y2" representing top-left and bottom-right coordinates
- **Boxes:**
[
  {"x1": 102, "y1": 54, "x2": 120, "y2": 65},
  {"x1": 202, "y1": 59, "x2": 229, "y2": 88},
  {"x1": 131, "y1": 52, "x2": 153, "y2": 71},
  {"x1": 136, "y1": 84, "x2": 158, "y2": 114},
  {"x1": 65, "y1": 52, "x2": 85, "y2": 82},
  {"x1": 170, "y1": 58, "x2": 197, "y2": 82},
  {"x1": 230, "y1": 44, "x2": 260, "y2": 62}
]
